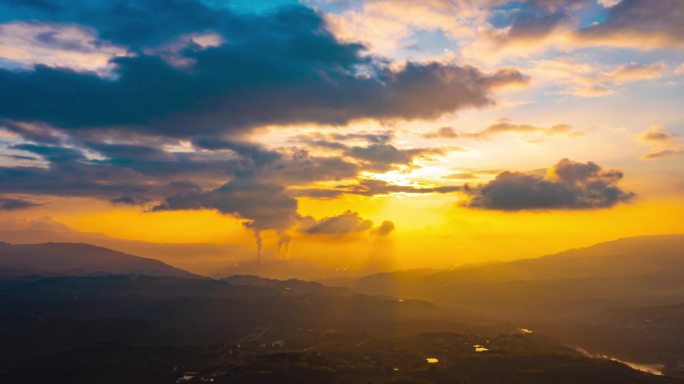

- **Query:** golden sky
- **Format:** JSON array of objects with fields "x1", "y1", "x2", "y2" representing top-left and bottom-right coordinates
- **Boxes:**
[{"x1": 0, "y1": 0, "x2": 683, "y2": 275}]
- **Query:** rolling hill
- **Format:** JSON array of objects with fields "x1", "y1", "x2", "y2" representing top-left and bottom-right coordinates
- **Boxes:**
[
  {"x1": 0, "y1": 242, "x2": 197, "y2": 278},
  {"x1": 342, "y1": 234, "x2": 684, "y2": 364}
]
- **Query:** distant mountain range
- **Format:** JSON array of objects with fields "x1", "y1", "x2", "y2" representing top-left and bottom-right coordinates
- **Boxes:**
[
  {"x1": 0, "y1": 242, "x2": 197, "y2": 278},
  {"x1": 347, "y1": 234, "x2": 684, "y2": 302},
  {"x1": 2, "y1": 235, "x2": 684, "y2": 366},
  {"x1": 340, "y1": 234, "x2": 684, "y2": 364}
]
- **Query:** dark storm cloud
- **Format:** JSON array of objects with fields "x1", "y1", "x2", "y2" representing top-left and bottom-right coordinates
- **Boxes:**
[
  {"x1": 0, "y1": 197, "x2": 41, "y2": 211},
  {"x1": 0, "y1": 3, "x2": 526, "y2": 138},
  {"x1": 465, "y1": 159, "x2": 635, "y2": 210}
]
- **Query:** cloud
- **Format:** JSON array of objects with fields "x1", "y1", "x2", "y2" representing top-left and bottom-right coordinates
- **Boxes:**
[
  {"x1": 0, "y1": 197, "x2": 41, "y2": 211},
  {"x1": 300, "y1": 210, "x2": 373, "y2": 235},
  {"x1": 642, "y1": 149, "x2": 684, "y2": 160},
  {"x1": 467, "y1": 119, "x2": 583, "y2": 139},
  {"x1": 372, "y1": 220, "x2": 395, "y2": 236},
  {"x1": 343, "y1": 144, "x2": 457, "y2": 171},
  {"x1": 299, "y1": 210, "x2": 394, "y2": 237},
  {"x1": 425, "y1": 119, "x2": 582, "y2": 140},
  {"x1": 423, "y1": 126, "x2": 458, "y2": 139},
  {"x1": 329, "y1": 131, "x2": 394, "y2": 144},
  {"x1": 462, "y1": 1, "x2": 684, "y2": 64},
  {"x1": 318, "y1": 0, "x2": 485, "y2": 58},
  {"x1": 596, "y1": 62, "x2": 666, "y2": 85},
  {"x1": 464, "y1": 159, "x2": 635, "y2": 210},
  {"x1": 0, "y1": 22, "x2": 127, "y2": 74},
  {"x1": 638, "y1": 125, "x2": 683, "y2": 160},
  {"x1": 0, "y1": 139, "x2": 246, "y2": 203},
  {"x1": 531, "y1": 57, "x2": 666, "y2": 97},
  {"x1": 461, "y1": 2, "x2": 579, "y2": 63},
  {"x1": 0, "y1": 0, "x2": 225, "y2": 50},
  {"x1": 0, "y1": 4, "x2": 527, "y2": 139},
  {"x1": 579, "y1": 0, "x2": 684, "y2": 48},
  {"x1": 297, "y1": 134, "x2": 462, "y2": 172},
  {"x1": 154, "y1": 175, "x2": 299, "y2": 233},
  {"x1": 639, "y1": 125, "x2": 678, "y2": 144}
]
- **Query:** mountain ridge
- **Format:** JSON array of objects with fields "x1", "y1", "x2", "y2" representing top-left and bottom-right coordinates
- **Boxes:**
[{"x1": 0, "y1": 242, "x2": 199, "y2": 278}]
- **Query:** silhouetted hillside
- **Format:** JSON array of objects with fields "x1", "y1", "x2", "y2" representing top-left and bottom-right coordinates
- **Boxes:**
[
  {"x1": 1, "y1": 272, "x2": 680, "y2": 382},
  {"x1": 344, "y1": 235, "x2": 684, "y2": 364},
  {"x1": 0, "y1": 242, "x2": 197, "y2": 278},
  {"x1": 353, "y1": 234, "x2": 684, "y2": 294}
]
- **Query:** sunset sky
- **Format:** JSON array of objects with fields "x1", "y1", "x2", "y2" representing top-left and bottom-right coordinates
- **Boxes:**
[{"x1": 0, "y1": 0, "x2": 683, "y2": 274}]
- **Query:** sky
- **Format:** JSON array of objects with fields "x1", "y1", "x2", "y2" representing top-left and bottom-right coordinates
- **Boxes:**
[{"x1": 0, "y1": 0, "x2": 683, "y2": 275}]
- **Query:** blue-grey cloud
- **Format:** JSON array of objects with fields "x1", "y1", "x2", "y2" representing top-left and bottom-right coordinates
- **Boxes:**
[
  {"x1": 579, "y1": 0, "x2": 684, "y2": 46},
  {"x1": 0, "y1": 3, "x2": 526, "y2": 138},
  {"x1": 465, "y1": 159, "x2": 635, "y2": 210},
  {"x1": 0, "y1": 197, "x2": 41, "y2": 211}
]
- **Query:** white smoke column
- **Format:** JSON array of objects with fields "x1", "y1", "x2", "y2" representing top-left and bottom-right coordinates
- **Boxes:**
[{"x1": 277, "y1": 232, "x2": 291, "y2": 260}]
